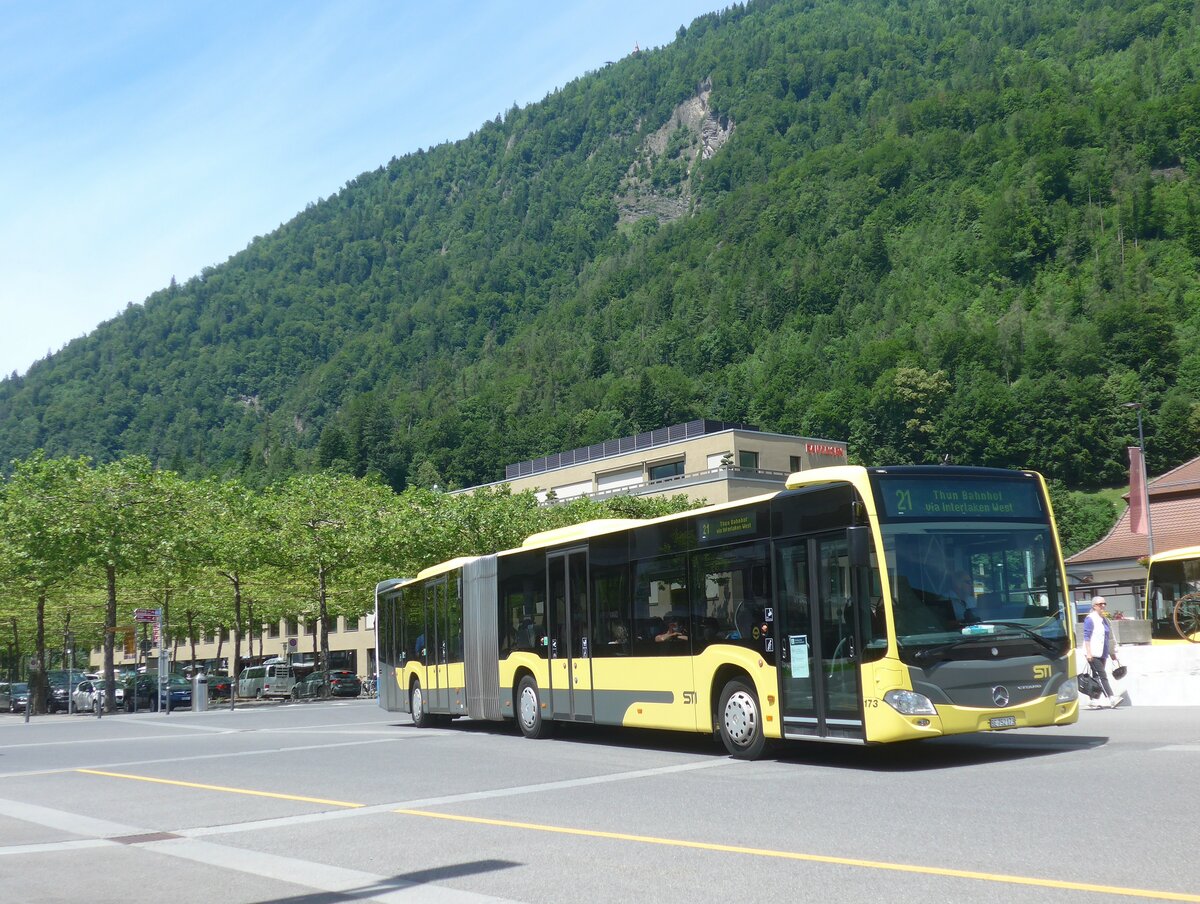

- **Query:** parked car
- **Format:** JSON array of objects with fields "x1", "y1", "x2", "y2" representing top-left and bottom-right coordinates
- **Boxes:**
[
  {"x1": 71, "y1": 679, "x2": 124, "y2": 712},
  {"x1": 123, "y1": 675, "x2": 192, "y2": 712},
  {"x1": 291, "y1": 670, "x2": 362, "y2": 700},
  {"x1": 237, "y1": 660, "x2": 295, "y2": 699},
  {"x1": 206, "y1": 672, "x2": 232, "y2": 699},
  {"x1": 1, "y1": 682, "x2": 30, "y2": 713},
  {"x1": 46, "y1": 670, "x2": 89, "y2": 713}
]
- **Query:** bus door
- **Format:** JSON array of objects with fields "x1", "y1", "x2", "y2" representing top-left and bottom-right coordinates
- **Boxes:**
[
  {"x1": 429, "y1": 579, "x2": 449, "y2": 712},
  {"x1": 547, "y1": 548, "x2": 593, "y2": 721},
  {"x1": 776, "y1": 534, "x2": 864, "y2": 740}
]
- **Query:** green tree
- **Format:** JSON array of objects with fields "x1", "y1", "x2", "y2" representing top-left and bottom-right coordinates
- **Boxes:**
[{"x1": 265, "y1": 474, "x2": 398, "y2": 671}]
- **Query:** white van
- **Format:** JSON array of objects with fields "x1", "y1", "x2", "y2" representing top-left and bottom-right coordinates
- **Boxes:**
[{"x1": 237, "y1": 660, "x2": 295, "y2": 699}]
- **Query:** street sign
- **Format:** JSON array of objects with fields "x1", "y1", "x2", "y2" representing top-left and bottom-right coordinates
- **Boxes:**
[{"x1": 133, "y1": 608, "x2": 159, "y2": 623}]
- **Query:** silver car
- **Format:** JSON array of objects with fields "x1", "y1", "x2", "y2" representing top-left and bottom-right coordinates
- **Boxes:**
[{"x1": 71, "y1": 679, "x2": 124, "y2": 713}]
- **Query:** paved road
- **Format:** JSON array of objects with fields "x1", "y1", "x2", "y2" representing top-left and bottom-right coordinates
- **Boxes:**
[{"x1": 0, "y1": 700, "x2": 1196, "y2": 903}]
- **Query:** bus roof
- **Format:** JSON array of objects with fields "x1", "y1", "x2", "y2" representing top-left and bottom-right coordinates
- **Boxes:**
[
  {"x1": 1148, "y1": 544, "x2": 1200, "y2": 565},
  {"x1": 520, "y1": 519, "x2": 647, "y2": 549}
]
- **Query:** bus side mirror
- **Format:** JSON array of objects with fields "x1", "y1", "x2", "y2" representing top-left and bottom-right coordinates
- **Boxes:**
[{"x1": 847, "y1": 526, "x2": 870, "y2": 568}]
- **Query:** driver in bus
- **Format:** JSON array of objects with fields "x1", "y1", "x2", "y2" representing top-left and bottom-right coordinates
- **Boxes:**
[{"x1": 949, "y1": 573, "x2": 981, "y2": 624}]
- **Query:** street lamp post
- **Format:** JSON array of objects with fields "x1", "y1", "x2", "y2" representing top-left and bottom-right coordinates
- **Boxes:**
[{"x1": 1123, "y1": 402, "x2": 1154, "y2": 558}]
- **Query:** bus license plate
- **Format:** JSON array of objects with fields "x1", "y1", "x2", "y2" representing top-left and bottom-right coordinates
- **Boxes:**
[{"x1": 989, "y1": 716, "x2": 1017, "y2": 729}]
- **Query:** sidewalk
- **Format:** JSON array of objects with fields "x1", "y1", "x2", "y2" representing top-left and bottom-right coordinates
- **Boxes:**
[{"x1": 1080, "y1": 639, "x2": 1200, "y2": 706}]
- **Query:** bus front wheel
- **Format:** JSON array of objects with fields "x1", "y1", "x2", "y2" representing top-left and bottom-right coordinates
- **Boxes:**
[
  {"x1": 718, "y1": 679, "x2": 767, "y2": 760},
  {"x1": 516, "y1": 676, "x2": 552, "y2": 739}
]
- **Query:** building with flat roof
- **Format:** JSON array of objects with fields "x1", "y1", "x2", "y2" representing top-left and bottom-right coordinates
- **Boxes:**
[{"x1": 466, "y1": 419, "x2": 849, "y2": 505}]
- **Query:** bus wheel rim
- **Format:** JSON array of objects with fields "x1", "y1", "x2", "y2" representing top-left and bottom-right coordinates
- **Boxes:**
[
  {"x1": 412, "y1": 685, "x2": 422, "y2": 714},
  {"x1": 519, "y1": 685, "x2": 538, "y2": 728},
  {"x1": 723, "y1": 690, "x2": 758, "y2": 747}
]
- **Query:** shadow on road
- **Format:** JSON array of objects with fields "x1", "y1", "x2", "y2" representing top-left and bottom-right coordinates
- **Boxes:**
[
  {"x1": 249, "y1": 858, "x2": 521, "y2": 903},
  {"x1": 382, "y1": 716, "x2": 1108, "y2": 770}
]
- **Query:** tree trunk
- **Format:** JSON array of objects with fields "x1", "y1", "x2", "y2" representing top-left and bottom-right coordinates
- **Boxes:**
[
  {"x1": 232, "y1": 574, "x2": 243, "y2": 679},
  {"x1": 33, "y1": 591, "x2": 49, "y2": 713},
  {"x1": 104, "y1": 564, "x2": 117, "y2": 712},
  {"x1": 187, "y1": 609, "x2": 197, "y2": 669},
  {"x1": 318, "y1": 565, "x2": 330, "y2": 671}
]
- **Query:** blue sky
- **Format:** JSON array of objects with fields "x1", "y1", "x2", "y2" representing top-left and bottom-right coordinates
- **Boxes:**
[{"x1": 0, "y1": 1, "x2": 717, "y2": 378}]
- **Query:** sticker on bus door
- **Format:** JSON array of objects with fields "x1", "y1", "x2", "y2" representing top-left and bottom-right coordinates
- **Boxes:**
[{"x1": 789, "y1": 635, "x2": 810, "y2": 679}]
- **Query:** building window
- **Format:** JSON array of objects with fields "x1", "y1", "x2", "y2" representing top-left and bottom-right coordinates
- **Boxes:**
[
  {"x1": 268, "y1": 621, "x2": 280, "y2": 638},
  {"x1": 345, "y1": 616, "x2": 359, "y2": 632},
  {"x1": 790, "y1": 455, "x2": 802, "y2": 473},
  {"x1": 648, "y1": 460, "x2": 685, "y2": 481},
  {"x1": 286, "y1": 618, "x2": 298, "y2": 636},
  {"x1": 738, "y1": 450, "x2": 759, "y2": 470}
]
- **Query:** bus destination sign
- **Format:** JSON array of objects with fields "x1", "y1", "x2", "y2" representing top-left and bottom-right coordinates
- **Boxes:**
[
  {"x1": 698, "y1": 511, "x2": 758, "y2": 542},
  {"x1": 877, "y1": 477, "x2": 1043, "y2": 520}
]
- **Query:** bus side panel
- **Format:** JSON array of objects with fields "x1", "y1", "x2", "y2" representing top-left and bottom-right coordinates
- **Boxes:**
[
  {"x1": 587, "y1": 647, "x2": 782, "y2": 736},
  {"x1": 588, "y1": 657, "x2": 683, "y2": 730}
]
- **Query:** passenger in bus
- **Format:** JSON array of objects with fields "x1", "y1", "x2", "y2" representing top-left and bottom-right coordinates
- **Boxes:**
[
  {"x1": 608, "y1": 621, "x2": 629, "y2": 652},
  {"x1": 655, "y1": 617, "x2": 688, "y2": 642}
]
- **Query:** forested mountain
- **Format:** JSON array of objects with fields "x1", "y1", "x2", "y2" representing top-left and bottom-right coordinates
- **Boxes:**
[{"x1": 3, "y1": 0, "x2": 1199, "y2": 491}]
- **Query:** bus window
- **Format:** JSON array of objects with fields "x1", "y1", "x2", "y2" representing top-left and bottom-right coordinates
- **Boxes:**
[
  {"x1": 692, "y1": 542, "x2": 769, "y2": 652},
  {"x1": 499, "y1": 554, "x2": 547, "y2": 657},
  {"x1": 633, "y1": 556, "x2": 688, "y2": 655},
  {"x1": 590, "y1": 562, "x2": 630, "y2": 656}
]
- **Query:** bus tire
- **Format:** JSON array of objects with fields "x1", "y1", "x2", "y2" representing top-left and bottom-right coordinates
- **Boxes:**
[
  {"x1": 516, "y1": 675, "x2": 552, "y2": 740},
  {"x1": 410, "y1": 680, "x2": 433, "y2": 729},
  {"x1": 718, "y1": 678, "x2": 767, "y2": 760}
]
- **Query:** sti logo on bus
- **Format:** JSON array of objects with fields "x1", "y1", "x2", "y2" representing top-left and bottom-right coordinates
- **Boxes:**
[
  {"x1": 682, "y1": 691, "x2": 697, "y2": 705},
  {"x1": 1033, "y1": 665, "x2": 1051, "y2": 679}
]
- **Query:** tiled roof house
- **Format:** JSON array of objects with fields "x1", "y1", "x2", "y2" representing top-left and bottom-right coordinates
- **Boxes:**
[{"x1": 1066, "y1": 454, "x2": 1200, "y2": 617}]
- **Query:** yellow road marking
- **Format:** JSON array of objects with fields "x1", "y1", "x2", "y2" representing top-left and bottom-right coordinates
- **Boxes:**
[
  {"x1": 69, "y1": 768, "x2": 1197, "y2": 901},
  {"x1": 395, "y1": 809, "x2": 1200, "y2": 902},
  {"x1": 76, "y1": 769, "x2": 363, "y2": 809}
]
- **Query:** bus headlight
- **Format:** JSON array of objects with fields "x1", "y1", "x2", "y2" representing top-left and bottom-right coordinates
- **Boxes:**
[
  {"x1": 884, "y1": 689, "x2": 937, "y2": 716},
  {"x1": 1056, "y1": 679, "x2": 1078, "y2": 703}
]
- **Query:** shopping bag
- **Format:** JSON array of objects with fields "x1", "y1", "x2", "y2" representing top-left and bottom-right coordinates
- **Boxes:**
[{"x1": 1078, "y1": 670, "x2": 1102, "y2": 699}]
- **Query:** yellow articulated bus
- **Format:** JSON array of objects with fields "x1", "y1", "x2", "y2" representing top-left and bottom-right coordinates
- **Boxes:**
[
  {"x1": 375, "y1": 465, "x2": 1079, "y2": 758},
  {"x1": 1144, "y1": 545, "x2": 1200, "y2": 641}
]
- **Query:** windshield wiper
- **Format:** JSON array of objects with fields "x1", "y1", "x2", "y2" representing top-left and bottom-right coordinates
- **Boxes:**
[
  {"x1": 908, "y1": 635, "x2": 995, "y2": 663},
  {"x1": 974, "y1": 620, "x2": 1060, "y2": 653}
]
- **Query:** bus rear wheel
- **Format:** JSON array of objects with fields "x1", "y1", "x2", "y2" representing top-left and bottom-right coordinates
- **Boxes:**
[
  {"x1": 516, "y1": 676, "x2": 552, "y2": 739},
  {"x1": 718, "y1": 679, "x2": 767, "y2": 760},
  {"x1": 410, "y1": 680, "x2": 434, "y2": 728}
]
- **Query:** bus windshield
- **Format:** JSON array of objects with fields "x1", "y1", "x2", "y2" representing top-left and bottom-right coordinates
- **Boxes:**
[{"x1": 879, "y1": 520, "x2": 1069, "y2": 663}]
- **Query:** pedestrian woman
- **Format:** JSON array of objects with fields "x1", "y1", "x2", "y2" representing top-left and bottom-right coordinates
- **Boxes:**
[{"x1": 1082, "y1": 597, "x2": 1119, "y2": 708}]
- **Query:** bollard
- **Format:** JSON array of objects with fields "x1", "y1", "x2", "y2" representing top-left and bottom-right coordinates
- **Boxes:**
[{"x1": 25, "y1": 693, "x2": 31, "y2": 723}]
